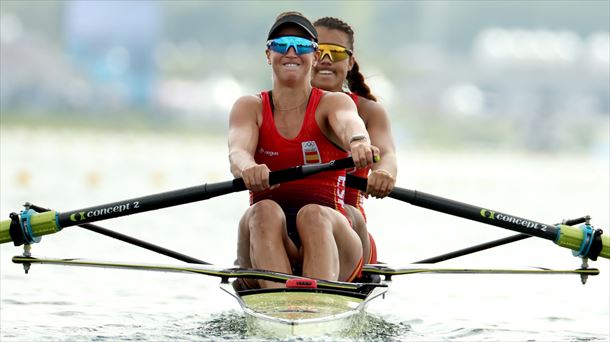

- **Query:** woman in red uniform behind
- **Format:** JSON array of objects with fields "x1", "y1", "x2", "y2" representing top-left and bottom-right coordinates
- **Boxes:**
[{"x1": 312, "y1": 17, "x2": 398, "y2": 270}]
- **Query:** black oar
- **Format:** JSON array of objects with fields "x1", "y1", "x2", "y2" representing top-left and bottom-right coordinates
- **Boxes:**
[
  {"x1": 25, "y1": 203, "x2": 211, "y2": 265},
  {"x1": 414, "y1": 216, "x2": 589, "y2": 264},
  {"x1": 1, "y1": 157, "x2": 356, "y2": 246},
  {"x1": 346, "y1": 175, "x2": 608, "y2": 261}
]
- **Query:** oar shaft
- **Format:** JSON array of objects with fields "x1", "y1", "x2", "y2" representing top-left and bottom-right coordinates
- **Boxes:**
[
  {"x1": 57, "y1": 180, "x2": 241, "y2": 227},
  {"x1": 0, "y1": 181, "x2": 240, "y2": 245},
  {"x1": 394, "y1": 187, "x2": 560, "y2": 240},
  {"x1": 25, "y1": 204, "x2": 210, "y2": 265},
  {"x1": 1, "y1": 157, "x2": 356, "y2": 245},
  {"x1": 394, "y1": 188, "x2": 609, "y2": 259},
  {"x1": 56, "y1": 158, "x2": 357, "y2": 227},
  {"x1": 346, "y1": 175, "x2": 609, "y2": 260}
]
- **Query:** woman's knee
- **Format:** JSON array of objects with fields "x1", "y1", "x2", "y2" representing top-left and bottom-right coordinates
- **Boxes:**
[
  {"x1": 247, "y1": 200, "x2": 285, "y2": 236},
  {"x1": 248, "y1": 200, "x2": 282, "y2": 223},
  {"x1": 296, "y1": 203, "x2": 330, "y2": 224},
  {"x1": 296, "y1": 204, "x2": 331, "y2": 234},
  {"x1": 345, "y1": 205, "x2": 366, "y2": 236}
]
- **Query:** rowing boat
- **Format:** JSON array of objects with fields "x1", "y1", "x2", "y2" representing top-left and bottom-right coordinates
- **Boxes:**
[
  {"x1": 1, "y1": 157, "x2": 608, "y2": 338},
  {"x1": 9, "y1": 254, "x2": 389, "y2": 337},
  {"x1": 9, "y1": 255, "x2": 599, "y2": 337}
]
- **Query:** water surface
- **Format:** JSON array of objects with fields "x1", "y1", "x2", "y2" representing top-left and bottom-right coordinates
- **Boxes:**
[{"x1": 1, "y1": 128, "x2": 608, "y2": 341}]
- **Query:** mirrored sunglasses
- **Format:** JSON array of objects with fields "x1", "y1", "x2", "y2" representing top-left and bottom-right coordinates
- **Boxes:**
[
  {"x1": 266, "y1": 36, "x2": 318, "y2": 55},
  {"x1": 318, "y1": 43, "x2": 353, "y2": 62}
]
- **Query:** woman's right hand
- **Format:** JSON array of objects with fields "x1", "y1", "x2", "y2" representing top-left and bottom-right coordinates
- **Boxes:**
[
  {"x1": 241, "y1": 164, "x2": 271, "y2": 192},
  {"x1": 350, "y1": 140, "x2": 379, "y2": 169}
]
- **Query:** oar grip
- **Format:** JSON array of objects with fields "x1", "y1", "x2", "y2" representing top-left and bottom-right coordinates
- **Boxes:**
[
  {"x1": 269, "y1": 157, "x2": 356, "y2": 185},
  {"x1": 345, "y1": 173, "x2": 367, "y2": 192}
]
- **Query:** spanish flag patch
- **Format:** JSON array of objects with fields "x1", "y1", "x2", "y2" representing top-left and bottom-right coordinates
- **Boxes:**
[{"x1": 301, "y1": 140, "x2": 321, "y2": 164}]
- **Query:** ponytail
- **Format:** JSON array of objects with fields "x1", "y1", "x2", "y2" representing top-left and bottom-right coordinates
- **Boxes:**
[{"x1": 347, "y1": 61, "x2": 377, "y2": 102}]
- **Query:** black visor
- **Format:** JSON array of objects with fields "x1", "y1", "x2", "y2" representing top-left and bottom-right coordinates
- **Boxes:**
[{"x1": 267, "y1": 14, "x2": 318, "y2": 42}]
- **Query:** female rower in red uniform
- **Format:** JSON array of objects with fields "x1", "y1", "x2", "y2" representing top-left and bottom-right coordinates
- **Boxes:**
[
  {"x1": 311, "y1": 17, "x2": 397, "y2": 269},
  {"x1": 229, "y1": 12, "x2": 379, "y2": 288}
]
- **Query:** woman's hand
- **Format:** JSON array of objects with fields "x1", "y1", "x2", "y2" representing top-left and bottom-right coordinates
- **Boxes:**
[
  {"x1": 240, "y1": 164, "x2": 271, "y2": 192},
  {"x1": 350, "y1": 139, "x2": 379, "y2": 169},
  {"x1": 366, "y1": 168, "x2": 395, "y2": 198}
]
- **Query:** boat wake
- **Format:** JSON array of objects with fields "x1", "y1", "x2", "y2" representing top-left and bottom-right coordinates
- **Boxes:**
[
  {"x1": 195, "y1": 311, "x2": 411, "y2": 341},
  {"x1": 194, "y1": 310, "x2": 248, "y2": 340}
]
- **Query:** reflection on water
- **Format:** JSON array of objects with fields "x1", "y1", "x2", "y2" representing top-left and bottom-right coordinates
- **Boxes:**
[{"x1": 1, "y1": 127, "x2": 609, "y2": 341}]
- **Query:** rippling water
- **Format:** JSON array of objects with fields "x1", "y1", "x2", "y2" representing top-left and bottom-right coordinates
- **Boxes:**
[{"x1": 1, "y1": 127, "x2": 609, "y2": 341}]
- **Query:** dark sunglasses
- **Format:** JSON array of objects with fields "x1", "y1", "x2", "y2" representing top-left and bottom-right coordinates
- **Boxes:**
[
  {"x1": 266, "y1": 36, "x2": 318, "y2": 55},
  {"x1": 318, "y1": 43, "x2": 353, "y2": 62}
]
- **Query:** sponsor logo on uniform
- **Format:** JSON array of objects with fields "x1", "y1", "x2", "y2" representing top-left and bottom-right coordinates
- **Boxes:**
[
  {"x1": 302, "y1": 141, "x2": 321, "y2": 164},
  {"x1": 336, "y1": 175, "x2": 346, "y2": 208},
  {"x1": 258, "y1": 147, "x2": 279, "y2": 157}
]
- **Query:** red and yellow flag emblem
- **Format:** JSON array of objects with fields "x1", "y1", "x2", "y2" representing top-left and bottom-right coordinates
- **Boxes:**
[{"x1": 301, "y1": 141, "x2": 321, "y2": 164}]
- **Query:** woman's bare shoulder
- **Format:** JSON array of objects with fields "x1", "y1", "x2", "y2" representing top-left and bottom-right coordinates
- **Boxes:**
[
  {"x1": 319, "y1": 90, "x2": 353, "y2": 106},
  {"x1": 233, "y1": 94, "x2": 263, "y2": 107}
]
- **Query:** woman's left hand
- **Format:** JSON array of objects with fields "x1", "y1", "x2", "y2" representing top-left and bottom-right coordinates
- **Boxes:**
[{"x1": 366, "y1": 169, "x2": 395, "y2": 198}]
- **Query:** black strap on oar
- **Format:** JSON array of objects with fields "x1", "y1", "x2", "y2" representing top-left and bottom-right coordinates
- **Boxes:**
[
  {"x1": 414, "y1": 217, "x2": 588, "y2": 264},
  {"x1": 26, "y1": 203, "x2": 211, "y2": 265}
]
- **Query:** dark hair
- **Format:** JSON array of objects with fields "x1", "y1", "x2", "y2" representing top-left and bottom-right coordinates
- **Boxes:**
[{"x1": 313, "y1": 17, "x2": 377, "y2": 102}]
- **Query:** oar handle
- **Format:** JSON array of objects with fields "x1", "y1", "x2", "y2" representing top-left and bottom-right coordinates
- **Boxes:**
[
  {"x1": 1, "y1": 157, "x2": 356, "y2": 246},
  {"x1": 268, "y1": 156, "x2": 355, "y2": 185}
]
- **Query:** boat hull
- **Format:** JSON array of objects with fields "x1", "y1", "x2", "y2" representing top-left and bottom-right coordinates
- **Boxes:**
[{"x1": 220, "y1": 283, "x2": 387, "y2": 337}]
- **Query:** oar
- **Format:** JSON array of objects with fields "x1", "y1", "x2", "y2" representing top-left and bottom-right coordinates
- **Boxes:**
[
  {"x1": 1, "y1": 157, "x2": 356, "y2": 246},
  {"x1": 24, "y1": 203, "x2": 211, "y2": 265},
  {"x1": 346, "y1": 175, "x2": 609, "y2": 260},
  {"x1": 414, "y1": 217, "x2": 588, "y2": 264}
]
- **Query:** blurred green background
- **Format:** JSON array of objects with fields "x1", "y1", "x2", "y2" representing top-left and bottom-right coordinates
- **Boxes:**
[{"x1": 1, "y1": 0, "x2": 608, "y2": 153}]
